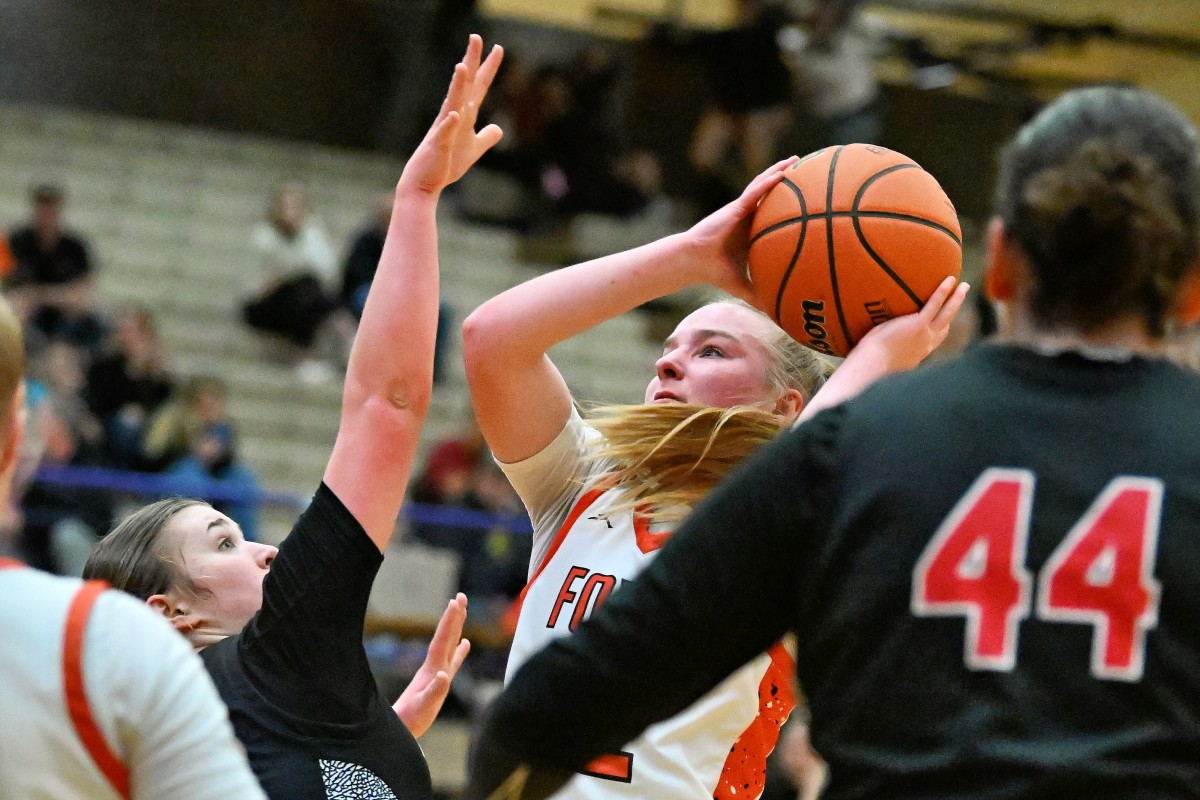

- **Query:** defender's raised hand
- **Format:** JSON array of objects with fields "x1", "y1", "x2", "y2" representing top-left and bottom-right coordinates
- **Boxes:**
[{"x1": 402, "y1": 35, "x2": 504, "y2": 196}]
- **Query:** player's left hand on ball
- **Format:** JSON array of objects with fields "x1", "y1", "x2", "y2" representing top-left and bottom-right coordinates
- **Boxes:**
[{"x1": 857, "y1": 276, "x2": 970, "y2": 372}]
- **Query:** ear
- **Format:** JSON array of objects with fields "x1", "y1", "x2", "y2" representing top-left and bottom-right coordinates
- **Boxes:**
[
  {"x1": 775, "y1": 387, "x2": 806, "y2": 420},
  {"x1": 147, "y1": 592, "x2": 200, "y2": 635},
  {"x1": 1172, "y1": 266, "x2": 1200, "y2": 326},
  {"x1": 984, "y1": 218, "x2": 1017, "y2": 302}
]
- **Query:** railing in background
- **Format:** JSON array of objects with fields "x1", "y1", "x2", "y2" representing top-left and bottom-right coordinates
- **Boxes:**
[{"x1": 32, "y1": 464, "x2": 534, "y2": 535}]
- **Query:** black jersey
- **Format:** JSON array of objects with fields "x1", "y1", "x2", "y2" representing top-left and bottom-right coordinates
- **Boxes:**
[
  {"x1": 202, "y1": 484, "x2": 432, "y2": 800},
  {"x1": 468, "y1": 343, "x2": 1200, "y2": 800}
]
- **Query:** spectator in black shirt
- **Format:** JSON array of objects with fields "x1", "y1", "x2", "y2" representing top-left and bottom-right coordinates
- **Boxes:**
[
  {"x1": 340, "y1": 194, "x2": 453, "y2": 384},
  {"x1": 83, "y1": 36, "x2": 506, "y2": 800},
  {"x1": 464, "y1": 87, "x2": 1200, "y2": 800},
  {"x1": 6, "y1": 184, "x2": 107, "y2": 354}
]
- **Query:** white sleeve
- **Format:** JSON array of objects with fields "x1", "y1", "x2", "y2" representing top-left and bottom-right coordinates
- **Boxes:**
[
  {"x1": 301, "y1": 223, "x2": 338, "y2": 285},
  {"x1": 86, "y1": 592, "x2": 266, "y2": 800},
  {"x1": 496, "y1": 407, "x2": 605, "y2": 570}
]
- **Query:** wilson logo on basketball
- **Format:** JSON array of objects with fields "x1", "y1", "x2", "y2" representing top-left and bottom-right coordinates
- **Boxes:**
[
  {"x1": 865, "y1": 299, "x2": 893, "y2": 325},
  {"x1": 801, "y1": 300, "x2": 833, "y2": 355}
]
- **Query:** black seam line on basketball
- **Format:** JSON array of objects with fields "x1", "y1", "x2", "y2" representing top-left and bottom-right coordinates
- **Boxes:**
[
  {"x1": 853, "y1": 163, "x2": 938, "y2": 307},
  {"x1": 825, "y1": 146, "x2": 854, "y2": 348},
  {"x1": 773, "y1": 176, "x2": 808, "y2": 324},
  {"x1": 749, "y1": 211, "x2": 961, "y2": 246}
]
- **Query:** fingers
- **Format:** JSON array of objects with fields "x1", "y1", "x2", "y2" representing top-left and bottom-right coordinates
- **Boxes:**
[
  {"x1": 474, "y1": 43, "x2": 505, "y2": 104},
  {"x1": 450, "y1": 638, "x2": 471, "y2": 675},
  {"x1": 918, "y1": 276, "x2": 957, "y2": 320},
  {"x1": 474, "y1": 122, "x2": 505, "y2": 155},
  {"x1": 427, "y1": 593, "x2": 469, "y2": 661},
  {"x1": 919, "y1": 277, "x2": 970, "y2": 331},
  {"x1": 737, "y1": 156, "x2": 799, "y2": 210},
  {"x1": 934, "y1": 282, "x2": 971, "y2": 330},
  {"x1": 439, "y1": 63, "x2": 470, "y2": 120}
]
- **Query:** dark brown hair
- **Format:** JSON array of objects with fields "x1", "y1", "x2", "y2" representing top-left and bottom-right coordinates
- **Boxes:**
[
  {"x1": 995, "y1": 86, "x2": 1200, "y2": 336},
  {"x1": 83, "y1": 498, "x2": 210, "y2": 600}
]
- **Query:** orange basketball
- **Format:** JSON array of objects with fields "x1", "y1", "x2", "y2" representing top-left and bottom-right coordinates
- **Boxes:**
[{"x1": 748, "y1": 144, "x2": 962, "y2": 357}]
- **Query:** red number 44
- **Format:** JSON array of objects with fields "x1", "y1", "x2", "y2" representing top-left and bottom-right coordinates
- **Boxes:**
[{"x1": 912, "y1": 469, "x2": 1163, "y2": 682}]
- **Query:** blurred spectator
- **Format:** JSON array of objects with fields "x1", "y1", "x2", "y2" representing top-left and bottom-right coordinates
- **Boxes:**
[
  {"x1": 141, "y1": 375, "x2": 260, "y2": 541},
  {"x1": 411, "y1": 413, "x2": 486, "y2": 509},
  {"x1": 241, "y1": 183, "x2": 352, "y2": 383},
  {"x1": 19, "y1": 343, "x2": 114, "y2": 574},
  {"x1": 6, "y1": 184, "x2": 107, "y2": 354},
  {"x1": 83, "y1": 305, "x2": 174, "y2": 469},
  {"x1": 780, "y1": 0, "x2": 882, "y2": 150},
  {"x1": 658, "y1": 0, "x2": 796, "y2": 213},
  {"x1": 476, "y1": 51, "x2": 670, "y2": 231},
  {"x1": 0, "y1": 234, "x2": 14, "y2": 280},
  {"x1": 340, "y1": 194, "x2": 454, "y2": 384},
  {"x1": 455, "y1": 459, "x2": 531, "y2": 605}
]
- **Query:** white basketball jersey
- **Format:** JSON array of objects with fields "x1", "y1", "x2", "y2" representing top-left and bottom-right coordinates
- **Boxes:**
[{"x1": 507, "y1": 486, "x2": 795, "y2": 800}]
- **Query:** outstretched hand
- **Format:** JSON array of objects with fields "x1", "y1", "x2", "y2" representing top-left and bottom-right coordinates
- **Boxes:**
[
  {"x1": 856, "y1": 276, "x2": 971, "y2": 372},
  {"x1": 393, "y1": 593, "x2": 471, "y2": 738},
  {"x1": 682, "y1": 155, "x2": 800, "y2": 304},
  {"x1": 400, "y1": 35, "x2": 504, "y2": 197}
]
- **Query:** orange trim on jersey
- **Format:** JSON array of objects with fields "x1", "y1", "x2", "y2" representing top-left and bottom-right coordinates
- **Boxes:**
[
  {"x1": 0, "y1": 556, "x2": 25, "y2": 569},
  {"x1": 632, "y1": 511, "x2": 671, "y2": 554},
  {"x1": 64, "y1": 581, "x2": 131, "y2": 800},
  {"x1": 511, "y1": 487, "x2": 607, "y2": 620},
  {"x1": 581, "y1": 750, "x2": 634, "y2": 783},
  {"x1": 713, "y1": 643, "x2": 797, "y2": 800}
]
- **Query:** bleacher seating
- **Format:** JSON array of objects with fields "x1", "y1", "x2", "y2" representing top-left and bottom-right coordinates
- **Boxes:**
[{"x1": 0, "y1": 101, "x2": 667, "y2": 543}]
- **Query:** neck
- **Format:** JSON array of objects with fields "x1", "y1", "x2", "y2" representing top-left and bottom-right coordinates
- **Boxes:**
[{"x1": 997, "y1": 305, "x2": 1165, "y2": 359}]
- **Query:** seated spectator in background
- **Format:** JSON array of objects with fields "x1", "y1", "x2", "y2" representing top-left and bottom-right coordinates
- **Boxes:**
[
  {"x1": 477, "y1": 51, "x2": 669, "y2": 229},
  {"x1": 780, "y1": 0, "x2": 882, "y2": 150},
  {"x1": 6, "y1": 184, "x2": 107, "y2": 355},
  {"x1": 455, "y1": 459, "x2": 531, "y2": 607},
  {"x1": 657, "y1": 0, "x2": 795, "y2": 213},
  {"x1": 19, "y1": 342, "x2": 114, "y2": 575},
  {"x1": 341, "y1": 194, "x2": 454, "y2": 384},
  {"x1": 242, "y1": 182, "x2": 352, "y2": 383},
  {"x1": 411, "y1": 411, "x2": 487, "y2": 509},
  {"x1": 84, "y1": 305, "x2": 174, "y2": 469},
  {"x1": 141, "y1": 375, "x2": 260, "y2": 541}
]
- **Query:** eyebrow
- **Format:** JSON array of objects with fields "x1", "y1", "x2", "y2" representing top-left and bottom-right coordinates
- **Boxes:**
[{"x1": 662, "y1": 329, "x2": 741, "y2": 352}]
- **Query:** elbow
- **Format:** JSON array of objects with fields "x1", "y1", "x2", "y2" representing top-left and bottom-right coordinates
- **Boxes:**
[
  {"x1": 346, "y1": 373, "x2": 432, "y2": 423},
  {"x1": 462, "y1": 303, "x2": 502, "y2": 382}
]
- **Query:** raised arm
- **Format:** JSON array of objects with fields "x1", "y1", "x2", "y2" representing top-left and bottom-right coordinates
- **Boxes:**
[
  {"x1": 796, "y1": 276, "x2": 969, "y2": 425},
  {"x1": 324, "y1": 36, "x2": 503, "y2": 550},
  {"x1": 462, "y1": 156, "x2": 800, "y2": 463}
]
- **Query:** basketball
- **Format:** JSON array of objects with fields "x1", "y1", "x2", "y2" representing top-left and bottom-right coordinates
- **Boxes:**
[{"x1": 748, "y1": 144, "x2": 962, "y2": 357}]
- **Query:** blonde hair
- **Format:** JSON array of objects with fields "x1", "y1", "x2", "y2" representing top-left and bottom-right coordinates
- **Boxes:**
[
  {"x1": 583, "y1": 300, "x2": 834, "y2": 522},
  {"x1": 0, "y1": 294, "x2": 25, "y2": 442},
  {"x1": 586, "y1": 403, "x2": 788, "y2": 522}
]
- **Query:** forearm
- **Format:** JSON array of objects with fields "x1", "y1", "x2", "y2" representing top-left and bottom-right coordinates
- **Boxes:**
[
  {"x1": 344, "y1": 189, "x2": 440, "y2": 412},
  {"x1": 464, "y1": 232, "x2": 703, "y2": 366}
]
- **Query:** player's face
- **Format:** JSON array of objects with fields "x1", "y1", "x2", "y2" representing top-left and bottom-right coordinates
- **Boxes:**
[
  {"x1": 165, "y1": 505, "x2": 277, "y2": 637},
  {"x1": 645, "y1": 303, "x2": 781, "y2": 410}
]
